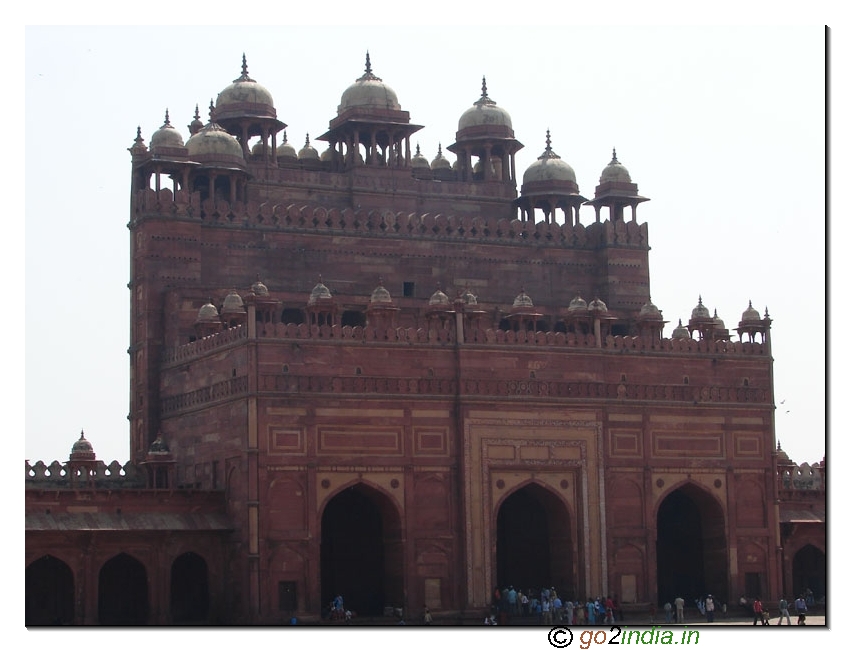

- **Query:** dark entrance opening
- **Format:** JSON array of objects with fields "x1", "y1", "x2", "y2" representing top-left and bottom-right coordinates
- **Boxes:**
[
  {"x1": 656, "y1": 484, "x2": 727, "y2": 605},
  {"x1": 321, "y1": 484, "x2": 402, "y2": 617},
  {"x1": 793, "y1": 544, "x2": 825, "y2": 602},
  {"x1": 26, "y1": 555, "x2": 74, "y2": 625},
  {"x1": 98, "y1": 553, "x2": 149, "y2": 625},
  {"x1": 170, "y1": 552, "x2": 210, "y2": 623},
  {"x1": 496, "y1": 483, "x2": 574, "y2": 597}
]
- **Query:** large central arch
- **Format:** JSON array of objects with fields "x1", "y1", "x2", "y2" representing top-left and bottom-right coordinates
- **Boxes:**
[
  {"x1": 320, "y1": 482, "x2": 403, "y2": 617},
  {"x1": 656, "y1": 483, "x2": 727, "y2": 604},
  {"x1": 496, "y1": 482, "x2": 575, "y2": 597}
]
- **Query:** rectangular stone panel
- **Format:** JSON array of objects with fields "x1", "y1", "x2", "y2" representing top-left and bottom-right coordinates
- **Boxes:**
[
  {"x1": 653, "y1": 433, "x2": 723, "y2": 457},
  {"x1": 734, "y1": 434, "x2": 762, "y2": 456},
  {"x1": 269, "y1": 427, "x2": 305, "y2": 453},
  {"x1": 610, "y1": 430, "x2": 642, "y2": 456},
  {"x1": 519, "y1": 446, "x2": 549, "y2": 460},
  {"x1": 318, "y1": 427, "x2": 403, "y2": 454},
  {"x1": 487, "y1": 445, "x2": 515, "y2": 460},
  {"x1": 415, "y1": 428, "x2": 448, "y2": 455}
]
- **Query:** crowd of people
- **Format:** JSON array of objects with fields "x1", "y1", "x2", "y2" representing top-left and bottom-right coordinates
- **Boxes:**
[{"x1": 490, "y1": 586, "x2": 624, "y2": 625}]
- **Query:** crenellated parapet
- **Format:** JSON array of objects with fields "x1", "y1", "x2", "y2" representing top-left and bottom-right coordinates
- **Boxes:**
[
  {"x1": 26, "y1": 459, "x2": 146, "y2": 488},
  {"x1": 778, "y1": 460, "x2": 825, "y2": 492},
  {"x1": 131, "y1": 189, "x2": 649, "y2": 249}
]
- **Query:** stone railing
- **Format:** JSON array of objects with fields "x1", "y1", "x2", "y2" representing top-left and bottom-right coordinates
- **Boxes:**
[
  {"x1": 132, "y1": 188, "x2": 649, "y2": 250},
  {"x1": 162, "y1": 325, "x2": 247, "y2": 364},
  {"x1": 164, "y1": 321, "x2": 766, "y2": 365}
]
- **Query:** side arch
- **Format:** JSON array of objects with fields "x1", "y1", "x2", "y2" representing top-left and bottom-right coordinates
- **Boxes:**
[
  {"x1": 654, "y1": 480, "x2": 728, "y2": 605},
  {"x1": 319, "y1": 480, "x2": 404, "y2": 617}
]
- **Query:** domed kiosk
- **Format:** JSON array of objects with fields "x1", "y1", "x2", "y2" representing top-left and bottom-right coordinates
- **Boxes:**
[
  {"x1": 447, "y1": 77, "x2": 523, "y2": 184},
  {"x1": 318, "y1": 52, "x2": 422, "y2": 171},
  {"x1": 516, "y1": 130, "x2": 585, "y2": 225},
  {"x1": 214, "y1": 54, "x2": 285, "y2": 161}
]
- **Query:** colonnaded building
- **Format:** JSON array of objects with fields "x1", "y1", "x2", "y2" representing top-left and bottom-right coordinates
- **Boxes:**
[{"x1": 25, "y1": 53, "x2": 825, "y2": 625}]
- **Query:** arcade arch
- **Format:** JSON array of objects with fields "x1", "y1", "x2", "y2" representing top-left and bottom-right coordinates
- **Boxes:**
[
  {"x1": 170, "y1": 552, "x2": 210, "y2": 623},
  {"x1": 98, "y1": 553, "x2": 149, "y2": 625},
  {"x1": 26, "y1": 555, "x2": 74, "y2": 625},
  {"x1": 792, "y1": 544, "x2": 825, "y2": 603}
]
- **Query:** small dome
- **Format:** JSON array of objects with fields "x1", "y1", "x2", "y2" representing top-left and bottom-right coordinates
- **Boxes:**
[
  {"x1": 776, "y1": 442, "x2": 791, "y2": 463},
  {"x1": 522, "y1": 130, "x2": 577, "y2": 184},
  {"x1": 513, "y1": 289, "x2": 534, "y2": 308},
  {"x1": 186, "y1": 120, "x2": 245, "y2": 163},
  {"x1": 148, "y1": 434, "x2": 170, "y2": 454},
  {"x1": 298, "y1": 134, "x2": 319, "y2": 161},
  {"x1": 639, "y1": 298, "x2": 663, "y2": 319},
  {"x1": 320, "y1": 146, "x2": 337, "y2": 162},
  {"x1": 70, "y1": 430, "x2": 95, "y2": 460},
  {"x1": 691, "y1": 296, "x2": 711, "y2": 319},
  {"x1": 129, "y1": 126, "x2": 147, "y2": 155},
  {"x1": 188, "y1": 105, "x2": 204, "y2": 135},
  {"x1": 568, "y1": 295, "x2": 588, "y2": 312},
  {"x1": 308, "y1": 279, "x2": 332, "y2": 305},
  {"x1": 251, "y1": 278, "x2": 269, "y2": 296},
  {"x1": 149, "y1": 109, "x2": 185, "y2": 149},
  {"x1": 599, "y1": 149, "x2": 632, "y2": 184},
  {"x1": 221, "y1": 290, "x2": 245, "y2": 314},
  {"x1": 431, "y1": 144, "x2": 452, "y2": 170},
  {"x1": 215, "y1": 54, "x2": 276, "y2": 117},
  {"x1": 370, "y1": 280, "x2": 393, "y2": 304},
  {"x1": 197, "y1": 300, "x2": 220, "y2": 322},
  {"x1": 411, "y1": 144, "x2": 431, "y2": 170},
  {"x1": 462, "y1": 287, "x2": 478, "y2": 305},
  {"x1": 588, "y1": 297, "x2": 608, "y2": 312},
  {"x1": 251, "y1": 141, "x2": 266, "y2": 155},
  {"x1": 429, "y1": 287, "x2": 450, "y2": 306},
  {"x1": 671, "y1": 318, "x2": 690, "y2": 339},
  {"x1": 712, "y1": 309, "x2": 726, "y2": 329},
  {"x1": 458, "y1": 77, "x2": 512, "y2": 132},
  {"x1": 339, "y1": 52, "x2": 401, "y2": 112},
  {"x1": 276, "y1": 130, "x2": 298, "y2": 159},
  {"x1": 741, "y1": 300, "x2": 761, "y2": 322}
]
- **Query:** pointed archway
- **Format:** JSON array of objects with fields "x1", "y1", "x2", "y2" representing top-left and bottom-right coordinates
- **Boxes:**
[
  {"x1": 792, "y1": 544, "x2": 825, "y2": 603},
  {"x1": 26, "y1": 555, "x2": 74, "y2": 625},
  {"x1": 170, "y1": 552, "x2": 210, "y2": 623},
  {"x1": 320, "y1": 483, "x2": 403, "y2": 616},
  {"x1": 98, "y1": 553, "x2": 149, "y2": 625},
  {"x1": 656, "y1": 483, "x2": 727, "y2": 605},
  {"x1": 496, "y1": 483, "x2": 574, "y2": 597}
]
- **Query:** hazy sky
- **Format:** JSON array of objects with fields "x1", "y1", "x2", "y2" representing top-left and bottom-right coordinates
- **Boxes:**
[{"x1": 21, "y1": 21, "x2": 830, "y2": 472}]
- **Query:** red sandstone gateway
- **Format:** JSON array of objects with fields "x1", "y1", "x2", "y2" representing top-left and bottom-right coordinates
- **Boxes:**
[{"x1": 25, "y1": 51, "x2": 823, "y2": 625}]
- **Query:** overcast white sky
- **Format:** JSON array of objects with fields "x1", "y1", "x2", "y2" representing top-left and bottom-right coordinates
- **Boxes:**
[{"x1": 20, "y1": 19, "x2": 831, "y2": 470}]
